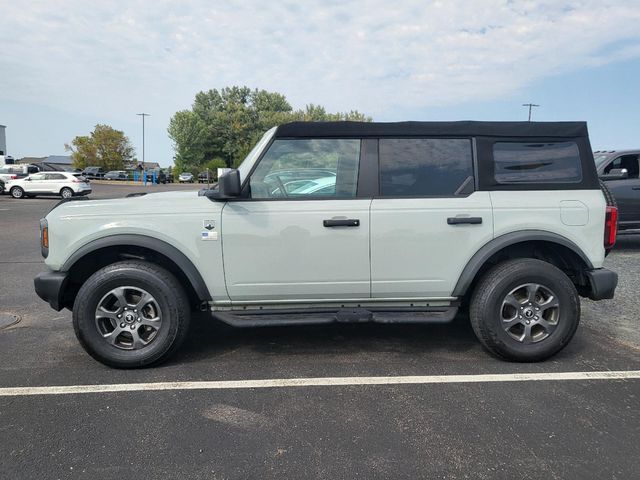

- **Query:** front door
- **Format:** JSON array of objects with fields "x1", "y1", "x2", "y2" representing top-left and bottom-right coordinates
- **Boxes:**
[
  {"x1": 603, "y1": 154, "x2": 640, "y2": 227},
  {"x1": 370, "y1": 138, "x2": 494, "y2": 298},
  {"x1": 24, "y1": 173, "x2": 47, "y2": 193},
  {"x1": 221, "y1": 138, "x2": 371, "y2": 302}
]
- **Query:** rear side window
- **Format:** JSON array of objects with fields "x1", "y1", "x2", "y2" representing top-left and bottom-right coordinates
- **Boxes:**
[
  {"x1": 46, "y1": 173, "x2": 66, "y2": 180},
  {"x1": 493, "y1": 142, "x2": 582, "y2": 184},
  {"x1": 379, "y1": 138, "x2": 473, "y2": 196}
]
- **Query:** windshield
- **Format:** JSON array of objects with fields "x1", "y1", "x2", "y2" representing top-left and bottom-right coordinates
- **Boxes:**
[
  {"x1": 594, "y1": 154, "x2": 610, "y2": 166},
  {"x1": 236, "y1": 127, "x2": 277, "y2": 183}
]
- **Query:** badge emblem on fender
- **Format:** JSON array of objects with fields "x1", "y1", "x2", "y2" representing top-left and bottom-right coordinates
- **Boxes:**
[{"x1": 203, "y1": 220, "x2": 216, "y2": 230}]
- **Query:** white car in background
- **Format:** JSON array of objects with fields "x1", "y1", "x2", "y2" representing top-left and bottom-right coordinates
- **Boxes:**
[{"x1": 5, "y1": 172, "x2": 91, "y2": 199}]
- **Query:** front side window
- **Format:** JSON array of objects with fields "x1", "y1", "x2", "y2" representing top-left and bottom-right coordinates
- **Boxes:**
[
  {"x1": 603, "y1": 154, "x2": 639, "y2": 178},
  {"x1": 29, "y1": 173, "x2": 46, "y2": 181},
  {"x1": 379, "y1": 138, "x2": 473, "y2": 196},
  {"x1": 493, "y1": 142, "x2": 582, "y2": 184},
  {"x1": 249, "y1": 139, "x2": 360, "y2": 199}
]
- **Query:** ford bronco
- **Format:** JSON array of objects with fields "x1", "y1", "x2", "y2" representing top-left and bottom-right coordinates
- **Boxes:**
[{"x1": 34, "y1": 121, "x2": 618, "y2": 367}]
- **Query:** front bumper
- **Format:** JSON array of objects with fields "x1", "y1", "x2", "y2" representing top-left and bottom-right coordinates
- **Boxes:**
[
  {"x1": 34, "y1": 270, "x2": 69, "y2": 311},
  {"x1": 585, "y1": 268, "x2": 618, "y2": 300}
]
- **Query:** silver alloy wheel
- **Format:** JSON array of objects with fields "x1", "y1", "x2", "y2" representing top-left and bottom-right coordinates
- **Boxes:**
[
  {"x1": 95, "y1": 286, "x2": 162, "y2": 350},
  {"x1": 61, "y1": 188, "x2": 73, "y2": 199},
  {"x1": 11, "y1": 187, "x2": 23, "y2": 198},
  {"x1": 500, "y1": 283, "x2": 560, "y2": 344}
]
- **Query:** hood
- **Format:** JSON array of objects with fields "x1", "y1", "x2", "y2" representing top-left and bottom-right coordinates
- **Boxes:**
[{"x1": 47, "y1": 190, "x2": 218, "y2": 218}]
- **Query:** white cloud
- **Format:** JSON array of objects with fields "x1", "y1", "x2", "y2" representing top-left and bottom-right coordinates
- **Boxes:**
[{"x1": 1, "y1": 0, "x2": 640, "y2": 158}]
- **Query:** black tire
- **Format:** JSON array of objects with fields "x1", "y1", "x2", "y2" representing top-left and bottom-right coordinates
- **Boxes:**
[
  {"x1": 10, "y1": 186, "x2": 24, "y2": 199},
  {"x1": 470, "y1": 258, "x2": 580, "y2": 362},
  {"x1": 73, "y1": 261, "x2": 191, "y2": 368},
  {"x1": 60, "y1": 187, "x2": 74, "y2": 199}
]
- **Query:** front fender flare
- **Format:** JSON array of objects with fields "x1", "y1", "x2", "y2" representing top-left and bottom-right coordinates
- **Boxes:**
[{"x1": 61, "y1": 234, "x2": 212, "y2": 301}]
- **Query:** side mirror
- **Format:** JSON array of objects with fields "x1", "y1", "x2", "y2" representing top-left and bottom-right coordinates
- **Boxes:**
[
  {"x1": 600, "y1": 168, "x2": 628, "y2": 181},
  {"x1": 218, "y1": 169, "x2": 242, "y2": 197}
]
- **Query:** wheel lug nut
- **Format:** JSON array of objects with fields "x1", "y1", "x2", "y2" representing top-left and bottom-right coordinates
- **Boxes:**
[
  {"x1": 535, "y1": 307, "x2": 540, "y2": 311},
  {"x1": 130, "y1": 325, "x2": 135, "y2": 330},
  {"x1": 117, "y1": 314, "x2": 122, "y2": 318},
  {"x1": 134, "y1": 309, "x2": 137, "y2": 313},
  {"x1": 137, "y1": 318, "x2": 141, "y2": 322},
  {"x1": 519, "y1": 315, "x2": 522, "y2": 319},
  {"x1": 120, "y1": 323, "x2": 125, "y2": 328},
  {"x1": 534, "y1": 316, "x2": 539, "y2": 320},
  {"x1": 526, "y1": 320, "x2": 530, "y2": 324}
]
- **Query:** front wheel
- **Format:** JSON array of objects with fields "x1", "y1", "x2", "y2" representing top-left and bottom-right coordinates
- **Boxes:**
[
  {"x1": 10, "y1": 186, "x2": 24, "y2": 199},
  {"x1": 60, "y1": 187, "x2": 73, "y2": 199},
  {"x1": 470, "y1": 259, "x2": 580, "y2": 362},
  {"x1": 73, "y1": 261, "x2": 191, "y2": 368}
]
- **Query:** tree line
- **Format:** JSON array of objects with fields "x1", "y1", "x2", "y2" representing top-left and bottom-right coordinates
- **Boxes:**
[
  {"x1": 65, "y1": 86, "x2": 371, "y2": 173},
  {"x1": 168, "y1": 86, "x2": 371, "y2": 173}
]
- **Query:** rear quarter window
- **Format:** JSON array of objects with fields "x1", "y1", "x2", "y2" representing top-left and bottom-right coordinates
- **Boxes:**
[{"x1": 493, "y1": 142, "x2": 582, "y2": 184}]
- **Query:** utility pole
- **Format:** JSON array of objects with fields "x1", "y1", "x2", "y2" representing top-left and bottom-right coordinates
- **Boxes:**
[
  {"x1": 522, "y1": 103, "x2": 539, "y2": 122},
  {"x1": 136, "y1": 113, "x2": 150, "y2": 171}
]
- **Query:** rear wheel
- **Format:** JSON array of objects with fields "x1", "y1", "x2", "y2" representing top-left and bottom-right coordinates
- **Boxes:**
[
  {"x1": 60, "y1": 187, "x2": 73, "y2": 199},
  {"x1": 470, "y1": 259, "x2": 580, "y2": 362},
  {"x1": 73, "y1": 261, "x2": 191, "y2": 368},
  {"x1": 10, "y1": 186, "x2": 24, "y2": 199}
]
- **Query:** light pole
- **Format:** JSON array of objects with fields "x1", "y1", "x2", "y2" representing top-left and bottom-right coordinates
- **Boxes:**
[
  {"x1": 522, "y1": 103, "x2": 539, "y2": 122},
  {"x1": 136, "y1": 113, "x2": 150, "y2": 172}
]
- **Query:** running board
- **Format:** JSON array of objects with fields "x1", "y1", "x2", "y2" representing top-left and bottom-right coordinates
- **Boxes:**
[{"x1": 212, "y1": 307, "x2": 458, "y2": 328}]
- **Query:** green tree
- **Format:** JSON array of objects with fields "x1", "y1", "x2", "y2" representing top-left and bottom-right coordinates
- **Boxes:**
[
  {"x1": 66, "y1": 124, "x2": 135, "y2": 171},
  {"x1": 168, "y1": 86, "x2": 371, "y2": 172}
]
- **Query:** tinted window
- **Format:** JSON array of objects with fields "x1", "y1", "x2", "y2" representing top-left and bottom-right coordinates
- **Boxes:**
[
  {"x1": 46, "y1": 173, "x2": 66, "y2": 180},
  {"x1": 603, "y1": 154, "x2": 639, "y2": 178},
  {"x1": 379, "y1": 138, "x2": 473, "y2": 196},
  {"x1": 249, "y1": 139, "x2": 360, "y2": 199},
  {"x1": 493, "y1": 142, "x2": 582, "y2": 183}
]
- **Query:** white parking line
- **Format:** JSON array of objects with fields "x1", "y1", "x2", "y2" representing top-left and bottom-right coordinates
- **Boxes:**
[{"x1": 1, "y1": 370, "x2": 639, "y2": 397}]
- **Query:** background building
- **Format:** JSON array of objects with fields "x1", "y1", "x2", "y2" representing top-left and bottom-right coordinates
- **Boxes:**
[{"x1": 17, "y1": 155, "x2": 73, "y2": 171}]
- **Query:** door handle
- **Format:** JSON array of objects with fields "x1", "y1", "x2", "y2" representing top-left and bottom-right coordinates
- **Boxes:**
[
  {"x1": 323, "y1": 219, "x2": 360, "y2": 227},
  {"x1": 632, "y1": 187, "x2": 640, "y2": 190},
  {"x1": 447, "y1": 216, "x2": 482, "y2": 225}
]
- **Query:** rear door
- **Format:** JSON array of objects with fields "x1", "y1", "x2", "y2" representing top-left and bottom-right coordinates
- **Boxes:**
[
  {"x1": 370, "y1": 138, "x2": 493, "y2": 298},
  {"x1": 221, "y1": 138, "x2": 371, "y2": 302},
  {"x1": 44, "y1": 173, "x2": 67, "y2": 193}
]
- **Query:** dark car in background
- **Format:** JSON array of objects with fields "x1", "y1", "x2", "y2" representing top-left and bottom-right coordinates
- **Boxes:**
[
  {"x1": 104, "y1": 170, "x2": 129, "y2": 181},
  {"x1": 82, "y1": 166, "x2": 105, "y2": 179},
  {"x1": 595, "y1": 150, "x2": 640, "y2": 231},
  {"x1": 198, "y1": 171, "x2": 214, "y2": 183}
]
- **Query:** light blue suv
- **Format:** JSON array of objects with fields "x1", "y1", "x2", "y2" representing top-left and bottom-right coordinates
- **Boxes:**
[{"x1": 35, "y1": 121, "x2": 618, "y2": 367}]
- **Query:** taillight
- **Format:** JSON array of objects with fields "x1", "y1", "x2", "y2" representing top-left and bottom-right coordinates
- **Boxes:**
[
  {"x1": 604, "y1": 206, "x2": 618, "y2": 250},
  {"x1": 72, "y1": 178, "x2": 80, "y2": 183},
  {"x1": 10, "y1": 175, "x2": 17, "y2": 179}
]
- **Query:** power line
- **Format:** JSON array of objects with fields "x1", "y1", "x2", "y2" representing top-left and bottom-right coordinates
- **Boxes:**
[
  {"x1": 522, "y1": 103, "x2": 539, "y2": 122},
  {"x1": 136, "y1": 113, "x2": 150, "y2": 170}
]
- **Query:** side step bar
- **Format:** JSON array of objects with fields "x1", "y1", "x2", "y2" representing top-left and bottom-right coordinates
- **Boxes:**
[{"x1": 212, "y1": 306, "x2": 458, "y2": 328}]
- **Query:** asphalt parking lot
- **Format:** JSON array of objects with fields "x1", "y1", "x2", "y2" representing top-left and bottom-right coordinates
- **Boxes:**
[{"x1": 1, "y1": 183, "x2": 639, "y2": 479}]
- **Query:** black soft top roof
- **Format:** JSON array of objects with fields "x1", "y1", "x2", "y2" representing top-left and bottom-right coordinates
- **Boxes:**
[{"x1": 274, "y1": 121, "x2": 588, "y2": 139}]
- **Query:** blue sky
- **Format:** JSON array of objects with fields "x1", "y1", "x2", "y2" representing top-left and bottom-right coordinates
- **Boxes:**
[{"x1": 1, "y1": 0, "x2": 640, "y2": 166}]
